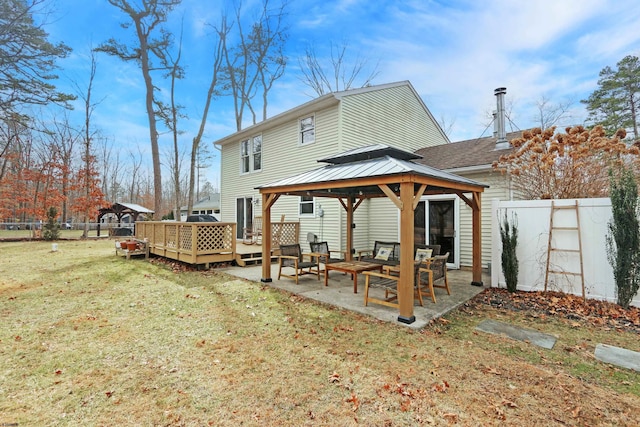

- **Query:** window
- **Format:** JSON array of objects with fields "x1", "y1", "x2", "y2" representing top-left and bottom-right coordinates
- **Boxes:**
[
  {"x1": 241, "y1": 139, "x2": 250, "y2": 173},
  {"x1": 240, "y1": 135, "x2": 262, "y2": 173},
  {"x1": 299, "y1": 115, "x2": 315, "y2": 145},
  {"x1": 252, "y1": 134, "x2": 262, "y2": 171},
  {"x1": 299, "y1": 195, "x2": 314, "y2": 216}
]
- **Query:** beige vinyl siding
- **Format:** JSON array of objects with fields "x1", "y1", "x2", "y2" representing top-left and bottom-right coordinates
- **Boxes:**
[
  {"x1": 218, "y1": 81, "x2": 449, "y2": 252},
  {"x1": 363, "y1": 198, "x2": 400, "y2": 251},
  {"x1": 457, "y1": 170, "x2": 512, "y2": 268},
  {"x1": 220, "y1": 105, "x2": 343, "y2": 245},
  {"x1": 339, "y1": 85, "x2": 447, "y2": 152}
]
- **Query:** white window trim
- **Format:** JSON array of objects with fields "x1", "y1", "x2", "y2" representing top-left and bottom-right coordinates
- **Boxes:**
[
  {"x1": 299, "y1": 114, "x2": 315, "y2": 146},
  {"x1": 240, "y1": 134, "x2": 263, "y2": 174}
]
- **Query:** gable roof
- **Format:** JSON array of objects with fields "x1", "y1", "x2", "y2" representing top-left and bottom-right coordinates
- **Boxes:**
[
  {"x1": 414, "y1": 130, "x2": 523, "y2": 172},
  {"x1": 213, "y1": 81, "x2": 449, "y2": 146}
]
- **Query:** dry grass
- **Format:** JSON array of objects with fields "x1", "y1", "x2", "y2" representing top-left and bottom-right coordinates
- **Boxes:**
[{"x1": 1, "y1": 240, "x2": 639, "y2": 426}]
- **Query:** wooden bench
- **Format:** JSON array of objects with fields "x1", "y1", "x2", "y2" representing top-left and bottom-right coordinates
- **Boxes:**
[
  {"x1": 358, "y1": 241, "x2": 441, "y2": 267},
  {"x1": 363, "y1": 269, "x2": 424, "y2": 308},
  {"x1": 115, "y1": 239, "x2": 149, "y2": 260}
]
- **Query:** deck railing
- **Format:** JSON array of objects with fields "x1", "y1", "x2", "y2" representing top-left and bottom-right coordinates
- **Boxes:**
[{"x1": 135, "y1": 221, "x2": 236, "y2": 265}]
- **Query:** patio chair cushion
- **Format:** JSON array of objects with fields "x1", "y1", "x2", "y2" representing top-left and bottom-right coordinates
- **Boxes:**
[
  {"x1": 415, "y1": 248, "x2": 433, "y2": 262},
  {"x1": 359, "y1": 242, "x2": 441, "y2": 266},
  {"x1": 374, "y1": 246, "x2": 393, "y2": 261}
]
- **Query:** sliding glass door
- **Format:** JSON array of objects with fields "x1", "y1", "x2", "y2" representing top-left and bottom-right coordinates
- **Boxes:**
[
  {"x1": 236, "y1": 197, "x2": 254, "y2": 239},
  {"x1": 415, "y1": 196, "x2": 459, "y2": 268}
]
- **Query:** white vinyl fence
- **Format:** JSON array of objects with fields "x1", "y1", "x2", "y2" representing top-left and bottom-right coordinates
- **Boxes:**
[{"x1": 491, "y1": 198, "x2": 640, "y2": 308}]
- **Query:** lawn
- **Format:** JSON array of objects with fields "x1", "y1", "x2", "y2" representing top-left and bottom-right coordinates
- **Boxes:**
[{"x1": 1, "y1": 240, "x2": 639, "y2": 426}]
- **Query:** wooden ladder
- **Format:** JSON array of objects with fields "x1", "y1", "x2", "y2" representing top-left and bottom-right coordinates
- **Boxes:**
[{"x1": 544, "y1": 200, "x2": 585, "y2": 299}]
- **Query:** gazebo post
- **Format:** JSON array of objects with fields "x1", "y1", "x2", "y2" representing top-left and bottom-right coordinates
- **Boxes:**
[
  {"x1": 397, "y1": 181, "x2": 416, "y2": 324},
  {"x1": 261, "y1": 192, "x2": 273, "y2": 283},
  {"x1": 346, "y1": 197, "x2": 354, "y2": 261},
  {"x1": 471, "y1": 191, "x2": 483, "y2": 286}
]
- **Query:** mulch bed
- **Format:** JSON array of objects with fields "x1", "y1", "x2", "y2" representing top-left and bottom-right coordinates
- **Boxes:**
[{"x1": 468, "y1": 288, "x2": 640, "y2": 334}]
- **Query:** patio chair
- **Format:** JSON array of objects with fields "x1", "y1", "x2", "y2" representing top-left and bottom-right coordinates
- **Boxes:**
[
  {"x1": 417, "y1": 252, "x2": 450, "y2": 303},
  {"x1": 277, "y1": 243, "x2": 320, "y2": 284},
  {"x1": 309, "y1": 241, "x2": 346, "y2": 276},
  {"x1": 243, "y1": 216, "x2": 262, "y2": 244}
]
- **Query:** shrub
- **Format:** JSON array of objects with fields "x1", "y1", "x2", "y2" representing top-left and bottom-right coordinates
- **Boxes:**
[
  {"x1": 43, "y1": 207, "x2": 60, "y2": 241},
  {"x1": 500, "y1": 211, "x2": 519, "y2": 293},
  {"x1": 606, "y1": 166, "x2": 640, "y2": 309}
]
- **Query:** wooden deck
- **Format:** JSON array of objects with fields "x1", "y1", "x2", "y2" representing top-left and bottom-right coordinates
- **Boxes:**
[{"x1": 134, "y1": 221, "x2": 299, "y2": 267}]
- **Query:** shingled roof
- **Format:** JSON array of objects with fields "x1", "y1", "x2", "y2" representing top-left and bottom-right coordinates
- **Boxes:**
[{"x1": 414, "y1": 130, "x2": 523, "y2": 171}]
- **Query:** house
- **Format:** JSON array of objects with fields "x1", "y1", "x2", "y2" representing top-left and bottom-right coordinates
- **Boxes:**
[
  {"x1": 179, "y1": 194, "x2": 221, "y2": 221},
  {"x1": 414, "y1": 129, "x2": 522, "y2": 270},
  {"x1": 414, "y1": 88, "x2": 523, "y2": 270},
  {"x1": 214, "y1": 81, "x2": 451, "y2": 255}
]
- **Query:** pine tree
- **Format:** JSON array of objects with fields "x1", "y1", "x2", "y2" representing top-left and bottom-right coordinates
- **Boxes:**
[{"x1": 582, "y1": 55, "x2": 640, "y2": 140}]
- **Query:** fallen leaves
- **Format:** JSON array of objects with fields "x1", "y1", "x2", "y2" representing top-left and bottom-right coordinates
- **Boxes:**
[
  {"x1": 328, "y1": 372, "x2": 341, "y2": 384},
  {"x1": 482, "y1": 366, "x2": 501, "y2": 375},
  {"x1": 471, "y1": 288, "x2": 640, "y2": 334}
]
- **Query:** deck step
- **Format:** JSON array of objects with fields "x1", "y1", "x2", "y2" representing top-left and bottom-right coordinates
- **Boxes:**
[{"x1": 236, "y1": 255, "x2": 278, "y2": 267}]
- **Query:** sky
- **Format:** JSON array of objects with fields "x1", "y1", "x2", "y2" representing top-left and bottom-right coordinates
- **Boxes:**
[{"x1": 44, "y1": 0, "x2": 640, "y2": 188}]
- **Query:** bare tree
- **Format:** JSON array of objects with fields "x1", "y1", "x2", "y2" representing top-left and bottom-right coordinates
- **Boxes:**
[
  {"x1": 533, "y1": 95, "x2": 573, "y2": 130},
  {"x1": 437, "y1": 115, "x2": 456, "y2": 139},
  {"x1": 185, "y1": 15, "x2": 227, "y2": 219},
  {"x1": 221, "y1": 0, "x2": 289, "y2": 130},
  {"x1": 47, "y1": 112, "x2": 79, "y2": 223},
  {"x1": 128, "y1": 148, "x2": 144, "y2": 203},
  {"x1": 155, "y1": 19, "x2": 185, "y2": 221},
  {"x1": 298, "y1": 40, "x2": 379, "y2": 96},
  {"x1": 96, "y1": 0, "x2": 181, "y2": 216},
  {"x1": 73, "y1": 49, "x2": 107, "y2": 237},
  {"x1": 184, "y1": 1, "x2": 288, "y2": 215}
]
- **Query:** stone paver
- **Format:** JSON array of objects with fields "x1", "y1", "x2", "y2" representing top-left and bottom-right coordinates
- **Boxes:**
[
  {"x1": 595, "y1": 344, "x2": 640, "y2": 372},
  {"x1": 475, "y1": 319, "x2": 557, "y2": 349}
]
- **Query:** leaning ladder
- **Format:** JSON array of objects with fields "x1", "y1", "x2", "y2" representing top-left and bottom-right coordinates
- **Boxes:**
[{"x1": 544, "y1": 200, "x2": 585, "y2": 299}]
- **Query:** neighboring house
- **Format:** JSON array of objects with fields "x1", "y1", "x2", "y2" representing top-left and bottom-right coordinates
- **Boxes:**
[
  {"x1": 213, "y1": 81, "x2": 451, "y2": 255},
  {"x1": 179, "y1": 194, "x2": 221, "y2": 221},
  {"x1": 414, "y1": 129, "x2": 523, "y2": 270}
]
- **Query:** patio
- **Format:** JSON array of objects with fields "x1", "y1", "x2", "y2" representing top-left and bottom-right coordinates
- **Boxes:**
[{"x1": 219, "y1": 262, "x2": 490, "y2": 329}]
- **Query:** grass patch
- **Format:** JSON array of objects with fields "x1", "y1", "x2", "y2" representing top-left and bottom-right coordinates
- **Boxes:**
[{"x1": 1, "y1": 240, "x2": 639, "y2": 426}]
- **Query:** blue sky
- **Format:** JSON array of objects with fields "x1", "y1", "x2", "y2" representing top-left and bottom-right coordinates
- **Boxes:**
[{"x1": 47, "y1": 0, "x2": 640, "y2": 187}]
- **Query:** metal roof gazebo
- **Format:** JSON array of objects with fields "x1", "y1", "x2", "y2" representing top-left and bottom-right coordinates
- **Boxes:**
[
  {"x1": 257, "y1": 145, "x2": 488, "y2": 324},
  {"x1": 96, "y1": 202, "x2": 154, "y2": 236}
]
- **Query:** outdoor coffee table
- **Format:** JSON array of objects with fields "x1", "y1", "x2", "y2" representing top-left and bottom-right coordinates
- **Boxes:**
[{"x1": 324, "y1": 261, "x2": 383, "y2": 293}]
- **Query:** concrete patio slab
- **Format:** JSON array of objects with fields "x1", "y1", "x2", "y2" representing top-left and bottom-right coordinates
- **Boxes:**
[
  {"x1": 595, "y1": 344, "x2": 640, "y2": 372},
  {"x1": 218, "y1": 262, "x2": 488, "y2": 329},
  {"x1": 475, "y1": 319, "x2": 557, "y2": 349}
]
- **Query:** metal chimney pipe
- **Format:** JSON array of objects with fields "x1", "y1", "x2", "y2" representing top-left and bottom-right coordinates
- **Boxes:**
[{"x1": 494, "y1": 87, "x2": 508, "y2": 148}]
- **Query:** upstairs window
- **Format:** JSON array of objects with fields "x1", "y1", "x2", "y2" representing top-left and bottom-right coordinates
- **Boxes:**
[
  {"x1": 299, "y1": 115, "x2": 315, "y2": 145},
  {"x1": 240, "y1": 134, "x2": 262, "y2": 173},
  {"x1": 252, "y1": 134, "x2": 262, "y2": 171}
]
